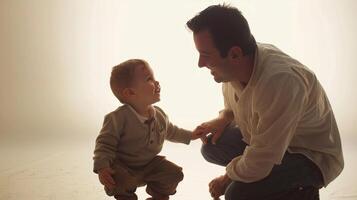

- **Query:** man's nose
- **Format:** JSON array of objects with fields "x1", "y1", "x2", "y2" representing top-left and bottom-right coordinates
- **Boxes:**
[{"x1": 198, "y1": 58, "x2": 206, "y2": 68}]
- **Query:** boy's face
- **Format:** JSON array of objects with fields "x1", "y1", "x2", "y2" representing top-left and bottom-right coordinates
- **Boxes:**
[{"x1": 129, "y1": 64, "x2": 161, "y2": 106}]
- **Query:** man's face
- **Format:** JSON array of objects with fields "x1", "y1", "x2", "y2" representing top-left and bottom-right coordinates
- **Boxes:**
[{"x1": 193, "y1": 30, "x2": 235, "y2": 83}]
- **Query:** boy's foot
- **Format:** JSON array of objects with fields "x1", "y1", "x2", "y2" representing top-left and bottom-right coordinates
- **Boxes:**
[
  {"x1": 145, "y1": 197, "x2": 169, "y2": 200},
  {"x1": 114, "y1": 194, "x2": 138, "y2": 200},
  {"x1": 145, "y1": 187, "x2": 169, "y2": 200}
]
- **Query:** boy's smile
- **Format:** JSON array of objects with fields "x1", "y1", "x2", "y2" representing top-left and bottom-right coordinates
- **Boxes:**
[{"x1": 154, "y1": 85, "x2": 161, "y2": 96}]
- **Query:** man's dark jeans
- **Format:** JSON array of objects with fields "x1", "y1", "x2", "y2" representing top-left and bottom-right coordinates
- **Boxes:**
[{"x1": 201, "y1": 125, "x2": 324, "y2": 200}]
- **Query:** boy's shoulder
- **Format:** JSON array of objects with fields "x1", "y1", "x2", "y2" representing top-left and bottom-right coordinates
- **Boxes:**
[
  {"x1": 153, "y1": 105, "x2": 168, "y2": 119},
  {"x1": 105, "y1": 104, "x2": 132, "y2": 118},
  {"x1": 153, "y1": 106, "x2": 166, "y2": 115}
]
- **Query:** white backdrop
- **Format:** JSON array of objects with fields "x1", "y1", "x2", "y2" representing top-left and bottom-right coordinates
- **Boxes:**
[
  {"x1": 1, "y1": 1, "x2": 357, "y2": 199},
  {"x1": 1, "y1": 0, "x2": 356, "y2": 143}
]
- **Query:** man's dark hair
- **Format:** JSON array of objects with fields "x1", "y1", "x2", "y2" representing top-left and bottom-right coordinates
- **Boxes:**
[{"x1": 186, "y1": 4, "x2": 257, "y2": 57}]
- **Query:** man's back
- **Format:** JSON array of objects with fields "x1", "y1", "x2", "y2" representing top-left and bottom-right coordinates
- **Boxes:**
[{"x1": 223, "y1": 43, "x2": 343, "y2": 185}]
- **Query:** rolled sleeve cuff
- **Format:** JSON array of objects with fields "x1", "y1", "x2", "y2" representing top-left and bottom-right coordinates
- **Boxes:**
[
  {"x1": 225, "y1": 155, "x2": 273, "y2": 183},
  {"x1": 93, "y1": 159, "x2": 110, "y2": 174},
  {"x1": 179, "y1": 129, "x2": 192, "y2": 145}
]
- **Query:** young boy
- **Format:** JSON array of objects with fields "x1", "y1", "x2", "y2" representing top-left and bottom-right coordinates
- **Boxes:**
[{"x1": 93, "y1": 59, "x2": 202, "y2": 200}]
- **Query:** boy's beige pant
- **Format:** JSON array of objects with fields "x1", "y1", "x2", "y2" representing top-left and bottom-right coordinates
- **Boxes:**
[{"x1": 105, "y1": 156, "x2": 184, "y2": 200}]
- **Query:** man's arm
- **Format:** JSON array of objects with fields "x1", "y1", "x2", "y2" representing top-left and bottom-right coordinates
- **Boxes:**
[{"x1": 218, "y1": 109, "x2": 234, "y2": 126}]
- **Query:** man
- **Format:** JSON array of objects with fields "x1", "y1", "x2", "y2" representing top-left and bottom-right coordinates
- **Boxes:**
[{"x1": 187, "y1": 4, "x2": 343, "y2": 200}]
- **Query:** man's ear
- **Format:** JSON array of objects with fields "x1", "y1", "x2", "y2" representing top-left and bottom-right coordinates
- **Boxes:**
[{"x1": 229, "y1": 46, "x2": 243, "y2": 61}]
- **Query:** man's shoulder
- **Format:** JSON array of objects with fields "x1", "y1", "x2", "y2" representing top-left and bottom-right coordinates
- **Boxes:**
[
  {"x1": 256, "y1": 43, "x2": 312, "y2": 78},
  {"x1": 257, "y1": 42, "x2": 277, "y2": 50}
]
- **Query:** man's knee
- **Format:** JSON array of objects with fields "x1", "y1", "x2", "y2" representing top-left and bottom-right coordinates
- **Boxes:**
[
  {"x1": 201, "y1": 142, "x2": 230, "y2": 166},
  {"x1": 225, "y1": 182, "x2": 320, "y2": 200},
  {"x1": 201, "y1": 142, "x2": 215, "y2": 162},
  {"x1": 224, "y1": 182, "x2": 245, "y2": 200}
]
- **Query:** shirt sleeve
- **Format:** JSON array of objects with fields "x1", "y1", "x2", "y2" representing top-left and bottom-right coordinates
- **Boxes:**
[
  {"x1": 93, "y1": 113, "x2": 123, "y2": 173},
  {"x1": 226, "y1": 73, "x2": 308, "y2": 182},
  {"x1": 166, "y1": 121, "x2": 192, "y2": 144},
  {"x1": 154, "y1": 106, "x2": 192, "y2": 144}
]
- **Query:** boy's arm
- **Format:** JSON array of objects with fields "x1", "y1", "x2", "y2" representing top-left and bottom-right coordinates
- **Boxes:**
[
  {"x1": 153, "y1": 106, "x2": 192, "y2": 144},
  {"x1": 166, "y1": 121, "x2": 192, "y2": 144},
  {"x1": 93, "y1": 113, "x2": 122, "y2": 173},
  {"x1": 164, "y1": 109, "x2": 234, "y2": 143}
]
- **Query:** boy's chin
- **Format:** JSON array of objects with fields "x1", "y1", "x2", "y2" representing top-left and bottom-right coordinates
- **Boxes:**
[{"x1": 152, "y1": 98, "x2": 160, "y2": 104}]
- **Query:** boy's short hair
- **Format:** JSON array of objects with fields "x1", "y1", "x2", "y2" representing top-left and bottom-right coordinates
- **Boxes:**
[{"x1": 110, "y1": 59, "x2": 149, "y2": 103}]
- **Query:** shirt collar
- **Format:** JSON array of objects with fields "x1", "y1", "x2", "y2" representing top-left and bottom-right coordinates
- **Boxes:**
[{"x1": 127, "y1": 104, "x2": 156, "y2": 124}]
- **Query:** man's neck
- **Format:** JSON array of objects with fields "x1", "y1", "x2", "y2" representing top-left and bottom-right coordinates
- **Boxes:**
[{"x1": 232, "y1": 54, "x2": 255, "y2": 87}]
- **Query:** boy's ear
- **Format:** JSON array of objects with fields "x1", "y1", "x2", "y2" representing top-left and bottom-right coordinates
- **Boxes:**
[
  {"x1": 122, "y1": 88, "x2": 135, "y2": 98},
  {"x1": 229, "y1": 46, "x2": 243, "y2": 61}
]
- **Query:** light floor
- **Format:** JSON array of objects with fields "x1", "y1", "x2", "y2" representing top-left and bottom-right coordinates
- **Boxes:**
[{"x1": 0, "y1": 137, "x2": 356, "y2": 200}]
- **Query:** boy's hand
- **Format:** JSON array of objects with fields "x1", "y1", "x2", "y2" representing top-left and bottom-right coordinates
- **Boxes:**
[
  {"x1": 194, "y1": 119, "x2": 226, "y2": 144},
  {"x1": 191, "y1": 125, "x2": 210, "y2": 140},
  {"x1": 98, "y1": 167, "x2": 116, "y2": 189}
]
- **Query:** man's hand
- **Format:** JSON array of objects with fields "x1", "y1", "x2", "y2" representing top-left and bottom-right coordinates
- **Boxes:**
[
  {"x1": 98, "y1": 167, "x2": 116, "y2": 189},
  {"x1": 194, "y1": 118, "x2": 227, "y2": 144},
  {"x1": 209, "y1": 174, "x2": 232, "y2": 199},
  {"x1": 191, "y1": 125, "x2": 209, "y2": 140}
]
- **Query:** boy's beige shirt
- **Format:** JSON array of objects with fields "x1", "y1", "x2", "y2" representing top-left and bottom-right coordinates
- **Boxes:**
[
  {"x1": 93, "y1": 105, "x2": 191, "y2": 172},
  {"x1": 224, "y1": 43, "x2": 344, "y2": 186}
]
